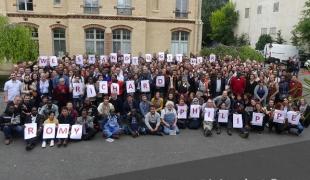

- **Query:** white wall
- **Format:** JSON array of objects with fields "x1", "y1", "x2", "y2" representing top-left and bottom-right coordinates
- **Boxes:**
[{"x1": 231, "y1": 0, "x2": 307, "y2": 47}]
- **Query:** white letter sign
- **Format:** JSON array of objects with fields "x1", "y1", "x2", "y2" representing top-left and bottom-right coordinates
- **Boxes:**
[
  {"x1": 49, "y1": 56, "x2": 58, "y2": 67},
  {"x1": 251, "y1": 112, "x2": 264, "y2": 126},
  {"x1": 110, "y1": 53, "x2": 117, "y2": 63},
  {"x1": 24, "y1": 123, "x2": 37, "y2": 140},
  {"x1": 99, "y1": 81, "x2": 108, "y2": 94},
  {"x1": 56, "y1": 124, "x2": 70, "y2": 139},
  {"x1": 43, "y1": 124, "x2": 56, "y2": 139},
  {"x1": 287, "y1": 111, "x2": 300, "y2": 125},
  {"x1": 233, "y1": 114, "x2": 243, "y2": 128},
  {"x1": 177, "y1": 105, "x2": 187, "y2": 119},
  {"x1": 204, "y1": 108, "x2": 215, "y2": 122},
  {"x1": 70, "y1": 125, "x2": 83, "y2": 139},
  {"x1": 156, "y1": 76, "x2": 165, "y2": 87},
  {"x1": 132, "y1": 56, "x2": 139, "y2": 65},
  {"x1": 273, "y1": 110, "x2": 286, "y2": 124},
  {"x1": 145, "y1": 54, "x2": 152, "y2": 63},
  {"x1": 190, "y1": 105, "x2": 201, "y2": 118},
  {"x1": 88, "y1": 55, "x2": 96, "y2": 64},
  {"x1": 123, "y1": 54, "x2": 131, "y2": 64},
  {"x1": 218, "y1": 110, "x2": 229, "y2": 123},
  {"x1": 76, "y1": 55, "x2": 84, "y2": 65},
  {"x1": 111, "y1": 83, "x2": 120, "y2": 95},
  {"x1": 176, "y1": 54, "x2": 183, "y2": 63},
  {"x1": 126, "y1": 81, "x2": 136, "y2": 93},
  {"x1": 39, "y1": 56, "x2": 48, "y2": 67},
  {"x1": 158, "y1": 52, "x2": 165, "y2": 61},
  {"x1": 167, "y1": 54, "x2": 173, "y2": 62},
  {"x1": 141, "y1": 80, "x2": 150, "y2": 92},
  {"x1": 72, "y1": 83, "x2": 83, "y2": 96},
  {"x1": 86, "y1": 84, "x2": 96, "y2": 98}
]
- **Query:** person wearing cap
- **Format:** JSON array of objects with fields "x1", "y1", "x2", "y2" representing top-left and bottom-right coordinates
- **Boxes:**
[
  {"x1": 161, "y1": 101, "x2": 179, "y2": 135},
  {"x1": 102, "y1": 108, "x2": 122, "y2": 139}
]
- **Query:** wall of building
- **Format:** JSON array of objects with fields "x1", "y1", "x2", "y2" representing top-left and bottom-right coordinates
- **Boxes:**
[
  {"x1": 3, "y1": 0, "x2": 202, "y2": 56},
  {"x1": 232, "y1": 0, "x2": 307, "y2": 47}
]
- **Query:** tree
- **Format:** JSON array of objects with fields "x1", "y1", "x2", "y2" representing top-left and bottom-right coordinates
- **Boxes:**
[
  {"x1": 255, "y1": 34, "x2": 273, "y2": 51},
  {"x1": 201, "y1": 0, "x2": 228, "y2": 47},
  {"x1": 0, "y1": 16, "x2": 38, "y2": 63},
  {"x1": 209, "y1": 2, "x2": 239, "y2": 46},
  {"x1": 275, "y1": 30, "x2": 286, "y2": 44},
  {"x1": 292, "y1": 0, "x2": 310, "y2": 50},
  {"x1": 235, "y1": 33, "x2": 250, "y2": 46}
]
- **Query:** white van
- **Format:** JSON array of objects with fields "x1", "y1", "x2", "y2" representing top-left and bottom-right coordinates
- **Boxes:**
[{"x1": 264, "y1": 43, "x2": 299, "y2": 63}]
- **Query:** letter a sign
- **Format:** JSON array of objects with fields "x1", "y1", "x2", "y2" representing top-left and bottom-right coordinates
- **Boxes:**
[{"x1": 126, "y1": 81, "x2": 136, "y2": 93}]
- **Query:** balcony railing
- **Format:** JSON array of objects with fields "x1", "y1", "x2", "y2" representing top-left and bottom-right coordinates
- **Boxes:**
[
  {"x1": 175, "y1": 10, "x2": 188, "y2": 19},
  {"x1": 84, "y1": 6, "x2": 99, "y2": 14},
  {"x1": 116, "y1": 7, "x2": 133, "y2": 16}
]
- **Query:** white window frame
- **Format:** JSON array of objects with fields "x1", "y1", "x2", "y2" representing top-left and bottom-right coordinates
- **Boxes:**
[
  {"x1": 53, "y1": 28, "x2": 66, "y2": 57},
  {"x1": 245, "y1": 8, "x2": 250, "y2": 18},
  {"x1": 17, "y1": 0, "x2": 33, "y2": 11},
  {"x1": 85, "y1": 28, "x2": 105, "y2": 55},
  {"x1": 112, "y1": 29, "x2": 131, "y2": 54},
  {"x1": 171, "y1": 31, "x2": 189, "y2": 55}
]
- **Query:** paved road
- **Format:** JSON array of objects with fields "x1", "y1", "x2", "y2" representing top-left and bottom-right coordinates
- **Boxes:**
[{"x1": 0, "y1": 72, "x2": 309, "y2": 180}]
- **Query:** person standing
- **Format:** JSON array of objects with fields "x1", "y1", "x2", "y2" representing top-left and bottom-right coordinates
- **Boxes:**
[{"x1": 3, "y1": 73, "x2": 22, "y2": 103}]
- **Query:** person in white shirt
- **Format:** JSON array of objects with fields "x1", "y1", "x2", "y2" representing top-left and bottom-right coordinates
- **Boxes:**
[{"x1": 3, "y1": 73, "x2": 22, "y2": 103}]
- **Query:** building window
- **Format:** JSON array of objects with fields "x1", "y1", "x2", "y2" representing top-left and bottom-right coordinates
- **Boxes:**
[
  {"x1": 18, "y1": 0, "x2": 33, "y2": 11},
  {"x1": 84, "y1": 0, "x2": 99, "y2": 14},
  {"x1": 54, "y1": 0, "x2": 61, "y2": 5},
  {"x1": 53, "y1": 28, "x2": 66, "y2": 57},
  {"x1": 175, "y1": 0, "x2": 188, "y2": 18},
  {"x1": 153, "y1": 0, "x2": 159, "y2": 10},
  {"x1": 261, "y1": 28, "x2": 268, "y2": 35},
  {"x1": 171, "y1": 31, "x2": 189, "y2": 55},
  {"x1": 112, "y1": 29, "x2": 131, "y2": 54},
  {"x1": 273, "y1": 2, "x2": 279, "y2": 12},
  {"x1": 245, "y1": 8, "x2": 250, "y2": 18},
  {"x1": 270, "y1": 27, "x2": 277, "y2": 35},
  {"x1": 85, "y1": 28, "x2": 104, "y2": 55},
  {"x1": 257, "y1": 5, "x2": 262, "y2": 14},
  {"x1": 117, "y1": 0, "x2": 132, "y2": 15}
]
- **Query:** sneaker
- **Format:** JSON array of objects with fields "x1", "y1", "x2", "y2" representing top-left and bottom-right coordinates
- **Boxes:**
[
  {"x1": 50, "y1": 140, "x2": 54, "y2": 147},
  {"x1": 227, "y1": 129, "x2": 232, "y2": 136},
  {"x1": 42, "y1": 141, "x2": 47, "y2": 148},
  {"x1": 4, "y1": 139, "x2": 10, "y2": 145}
]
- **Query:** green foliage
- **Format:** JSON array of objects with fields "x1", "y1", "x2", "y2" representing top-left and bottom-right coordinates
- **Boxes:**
[
  {"x1": 275, "y1": 30, "x2": 286, "y2": 44},
  {"x1": 209, "y1": 2, "x2": 239, "y2": 45},
  {"x1": 235, "y1": 33, "x2": 250, "y2": 46},
  {"x1": 292, "y1": 0, "x2": 310, "y2": 51},
  {"x1": 200, "y1": 45, "x2": 264, "y2": 61},
  {"x1": 0, "y1": 15, "x2": 38, "y2": 63},
  {"x1": 255, "y1": 34, "x2": 273, "y2": 51},
  {"x1": 201, "y1": 0, "x2": 228, "y2": 47}
]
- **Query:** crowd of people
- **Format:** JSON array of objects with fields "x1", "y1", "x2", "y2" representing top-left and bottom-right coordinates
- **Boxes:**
[{"x1": 1, "y1": 52, "x2": 309, "y2": 151}]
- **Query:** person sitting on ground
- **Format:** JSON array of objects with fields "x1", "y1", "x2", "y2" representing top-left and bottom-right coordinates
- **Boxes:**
[
  {"x1": 76, "y1": 109, "x2": 96, "y2": 141},
  {"x1": 161, "y1": 101, "x2": 179, "y2": 135},
  {"x1": 0, "y1": 104, "x2": 23, "y2": 145},
  {"x1": 124, "y1": 109, "x2": 145, "y2": 138},
  {"x1": 102, "y1": 108, "x2": 122, "y2": 139},
  {"x1": 144, "y1": 105, "x2": 163, "y2": 136},
  {"x1": 42, "y1": 111, "x2": 59, "y2": 148},
  {"x1": 24, "y1": 107, "x2": 44, "y2": 151},
  {"x1": 57, "y1": 107, "x2": 74, "y2": 147}
]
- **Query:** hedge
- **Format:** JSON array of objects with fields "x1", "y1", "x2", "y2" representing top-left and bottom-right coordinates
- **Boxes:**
[{"x1": 200, "y1": 45, "x2": 264, "y2": 62}]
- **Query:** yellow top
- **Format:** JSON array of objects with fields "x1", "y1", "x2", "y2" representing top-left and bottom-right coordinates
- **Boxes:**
[{"x1": 44, "y1": 118, "x2": 59, "y2": 125}]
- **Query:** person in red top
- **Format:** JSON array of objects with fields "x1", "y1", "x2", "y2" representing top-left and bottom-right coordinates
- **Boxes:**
[
  {"x1": 109, "y1": 74, "x2": 124, "y2": 98},
  {"x1": 289, "y1": 75, "x2": 302, "y2": 99},
  {"x1": 53, "y1": 78, "x2": 70, "y2": 109},
  {"x1": 66, "y1": 102, "x2": 78, "y2": 121},
  {"x1": 230, "y1": 73, "x2": 246, "y2": 96}
]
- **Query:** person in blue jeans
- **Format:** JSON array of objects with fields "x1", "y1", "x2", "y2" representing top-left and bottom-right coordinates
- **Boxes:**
[
  {"x1": 160, "y1": 101, "x2": 179, "y2": 135},
  {"x1": 0, "y1": 105, "x2": 23, "y2": 145},
  {"x1": 102, "y1": 109, "x2": 122, "y2": 139}
]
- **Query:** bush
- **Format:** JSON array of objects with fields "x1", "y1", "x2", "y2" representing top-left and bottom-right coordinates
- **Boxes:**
[
  {"x1": 200, "y1": 45, "x2": 264, "y2": 62},
  {"x1": 255, "y1": 34, "x2": 273, "y2": 51}
]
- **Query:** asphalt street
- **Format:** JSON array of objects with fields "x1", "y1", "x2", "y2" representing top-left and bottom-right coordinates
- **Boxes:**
[{"x1": 0, "y1": 71, "x2": 309, "y2": 180}]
